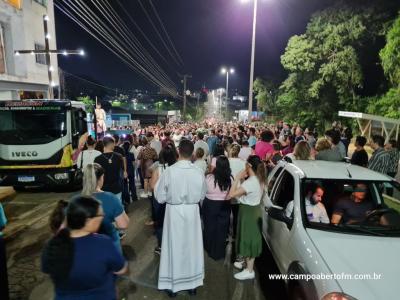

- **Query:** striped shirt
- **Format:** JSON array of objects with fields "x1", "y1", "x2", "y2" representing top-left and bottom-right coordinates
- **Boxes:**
[
  {"x1": 368, "y1": 147, "x2": 391, "y2": 175},
  {"x1": 387, "y1": 149, "x2": 400, "y2": 174}
]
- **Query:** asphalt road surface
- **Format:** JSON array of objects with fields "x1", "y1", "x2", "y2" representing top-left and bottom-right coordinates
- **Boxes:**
[{"x1": 2, "y1": 188, "x2": 287, "y2": 300}]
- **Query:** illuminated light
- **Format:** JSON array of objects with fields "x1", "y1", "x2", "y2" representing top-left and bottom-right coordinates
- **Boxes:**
[
  {"x1": 79, "y1": 49, "x2": 85, "y2": 56},
  {"x1": 49, "y1": 66, "x2": 54, "y2": 72},
  {"x1": 30, "y1": 51, "x2": 35, "y2": 55},
  {"x1": 44, "y1": 15, "x2": 50, "y2": 21},
  {"x1": 63, "y1": 51, "x2": 68, "y2": 56},
  {"x1": 15, "y1": 51, "x2": 20, "y2": 56},
  {"x1": 164, "y1": 99, "x2": 168, "y2": 102},
  {"x1": 230, "y1": 68, "x2": 235, "y2": 74},
  {"x1": 46, "y1": 33, "x2": 51, "y2": 39},
  {"x1": 50, "y1": 81, "x2": 56, "y2": 87},
  {"x1": 221, "y1": 68, "x2": 227, "y2": 74}
]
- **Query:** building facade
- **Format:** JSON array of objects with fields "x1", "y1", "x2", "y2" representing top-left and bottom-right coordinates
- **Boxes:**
[{"x1": 0, "y1": 0, "x2": 59, "y2": 100}]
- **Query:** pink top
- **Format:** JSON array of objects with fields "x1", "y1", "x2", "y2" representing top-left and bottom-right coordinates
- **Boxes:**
[
  {"x1": 205, "y1": 174, "x2": 231, "y2": 201},
  {"x1": 254, "y1": 141, "x2": 274, "y2": 160}
]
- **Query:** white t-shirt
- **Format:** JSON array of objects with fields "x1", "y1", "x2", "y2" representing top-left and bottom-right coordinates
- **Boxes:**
[
  {"x1": 239, "y1": 176, "x2": 262, "y2": 206},
  {"x1": 77, "y1": 149, "x2": 102, "y2": 171},
  {"x1": 239, "y1": 147, "x2": 252, "y2": 161},
  {"x1": 150, "y1": 140, "x2": 162, "y2": 156},
  {"x1": 229, "y1": 158, "x2": 246, "y2": 178},
  {"x1": 194, "y1": 159, "x2": 207, "y2": 174},
  {"x1": 285, "y1": 198, "x2": 329, "y2": 224},
  {"x1": 194, "y1": 140, "x2": 209, "y2": 159}
]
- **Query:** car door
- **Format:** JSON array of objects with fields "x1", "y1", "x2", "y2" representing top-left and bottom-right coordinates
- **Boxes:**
[
  {"x1": 267, "y1": 169, "x2": 296, "y2": 272},
  {"x1": 262, "y1": 166, "x2": 284, "y2": 241}
]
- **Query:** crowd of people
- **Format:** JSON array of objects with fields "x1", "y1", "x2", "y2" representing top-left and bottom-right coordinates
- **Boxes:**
[{"x1": 41, "y1": 120, "x2": 400, "y2": 298}]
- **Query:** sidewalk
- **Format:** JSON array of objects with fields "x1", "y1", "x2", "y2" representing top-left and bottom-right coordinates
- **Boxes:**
[{"x1": 0, "y1": 187, "x2": 15, "y2": 202}]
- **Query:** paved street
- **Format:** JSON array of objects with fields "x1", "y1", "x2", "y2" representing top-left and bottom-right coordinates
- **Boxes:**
[{"x1": 1, "y1": 188, "x2": 287, "y2": 300}]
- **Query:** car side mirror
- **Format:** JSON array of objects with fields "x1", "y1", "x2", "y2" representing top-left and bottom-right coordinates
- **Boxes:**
[{"x1": 267, "y1": 206, "x2": 293, "y2": 229}]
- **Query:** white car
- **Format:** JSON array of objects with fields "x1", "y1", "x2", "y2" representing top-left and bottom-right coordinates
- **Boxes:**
[{"x1": 262, "y1": 159, "x2": 400, "y2": 300}]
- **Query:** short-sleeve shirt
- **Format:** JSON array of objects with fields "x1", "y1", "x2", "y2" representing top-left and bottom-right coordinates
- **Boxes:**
[
  {"x1": 254, "y1": 141, "x2": 273, "y2": 160},
  {"x1": 333, "y1": 198, "x2": 375, "y2": 224},
  {"x1": 205, "y1": 174, "x2": 231, "y2": 201},
  {"x1": 285, "y1": 198, "x2": 329, "y2": 223},
  {"x1": 351, "y1": 149, "x2": 369, "y2": 167},
  {"x1": 239, "y1": 176, "x2": 262, "y2": 206},
  {"x1": 94, "y1": 152, "x2": 124, "y2": 194},
  {"x1": 42, "y1": 234, "x2": 125, "y2": 300},
  {"x1": 93, "y1": 192, "x2": 124, "y2": 243}
]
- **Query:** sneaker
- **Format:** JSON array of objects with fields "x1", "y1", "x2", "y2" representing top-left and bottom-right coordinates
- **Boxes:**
[
  {"x1": 147, "y1": 191, "x2": 153, "y2": 197},
  {"x1": 139, "y1": 192, "x2": 148, "y2": 198},
  {"x1": 234, "y1": 269, "x2": 255, "y2": 280},
  {"x1": 233, "y1": 260, "x2": 245, "y2": 270},
  {"x1": 145, "y1": 220, "x2": 155, "y2": 226},
  {"x1": 154, "y1": 246, "x2": 161, "y2": 255}
]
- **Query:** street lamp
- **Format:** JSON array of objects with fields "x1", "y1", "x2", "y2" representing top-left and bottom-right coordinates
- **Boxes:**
[
  {"x1": 242, "y1": 0, "x2": 258, "y2": 122},
  {"x1": 221, "y1": 67, "x2": 235, "y2": 119}
]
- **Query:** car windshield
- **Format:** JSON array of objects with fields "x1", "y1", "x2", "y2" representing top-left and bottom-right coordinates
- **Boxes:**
[
  {"x1": 0, "y1": 110, "x2": 66, "y2": 145},
  {"x1": 299, "y1": 179, "x2": 400, "y2": 237}
]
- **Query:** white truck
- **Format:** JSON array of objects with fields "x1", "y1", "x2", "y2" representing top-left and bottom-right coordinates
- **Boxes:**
[{"x1": 0, "y1": 100, "x2": 88, "y2": 189}]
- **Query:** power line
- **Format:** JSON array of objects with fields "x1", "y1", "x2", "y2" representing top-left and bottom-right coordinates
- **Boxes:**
[
  {"x1": 62, "y1": 70, "x2": 122, "y2": 92},
  {"x1": 149, "y1": 0, "x2": 184, "y2": 66}
]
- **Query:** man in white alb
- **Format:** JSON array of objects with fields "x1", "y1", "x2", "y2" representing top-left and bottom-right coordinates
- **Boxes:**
[{"x1": 155, "y1": 139, "x2": 207, "y2": 296}]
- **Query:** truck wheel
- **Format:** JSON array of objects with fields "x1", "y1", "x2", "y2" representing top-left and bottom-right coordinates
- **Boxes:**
[{"x1": 13, "y1": 186, "x2": 25, "y2": 192}]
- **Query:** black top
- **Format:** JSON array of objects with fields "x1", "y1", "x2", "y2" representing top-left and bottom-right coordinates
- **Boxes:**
[
  {"x1": 351, "y1": 149, "x2": 369, "y2": 167},
  {"x1": 113, "y1": 146, "x2": 126, "y2": 158},
  {"x1": 333, "y1": 198, "x2": 375, "y2": 224},
  {"x1": 94, "y1": 152, "x2": 123, "y2": 194}
]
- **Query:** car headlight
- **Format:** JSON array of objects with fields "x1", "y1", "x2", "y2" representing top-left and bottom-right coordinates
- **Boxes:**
[
  {"x1": 322, "y1": 292, "x2": 358, "y2": 300},
  {"x1": 54, "y1": 173, "x2": 69, "y2": 180}
]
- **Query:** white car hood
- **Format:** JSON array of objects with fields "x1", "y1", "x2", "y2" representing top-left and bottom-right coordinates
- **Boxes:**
[{"x1": 307, "y1": 229, "x2": 400, "y2": 300}]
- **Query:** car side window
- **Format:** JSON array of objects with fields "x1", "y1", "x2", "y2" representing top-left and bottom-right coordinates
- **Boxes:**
[
  {"x1": 268, "y1": 167, "x2": 283, "y2": 197},
  {"x1": 271, "y1": 170, "x2": 295, "y2": 209}
]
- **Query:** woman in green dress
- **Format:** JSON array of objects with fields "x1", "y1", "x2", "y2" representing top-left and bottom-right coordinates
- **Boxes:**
[{"x1": 228, "y1": 155, "x2": 266, "y2": 280}]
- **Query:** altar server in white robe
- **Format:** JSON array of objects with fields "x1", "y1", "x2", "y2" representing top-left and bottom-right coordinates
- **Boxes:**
[{"x1": 155, "y1": 139, "x2": 207, "y2": 295}]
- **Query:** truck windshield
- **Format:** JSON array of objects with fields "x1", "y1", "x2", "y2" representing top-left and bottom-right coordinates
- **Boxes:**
[{"x1": 0, "y1": 110, "x2": 66, "y2": 145}]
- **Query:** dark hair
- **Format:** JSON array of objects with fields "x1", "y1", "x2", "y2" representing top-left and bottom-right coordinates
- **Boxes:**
[
  {"x1": 94, "y1": 140, "x2": 104, "y2": 153},
  {"x1": 261, "y1": 130, "x2": 274, "y2": 142},
  {"x1": 197, "y1": 132, "x2": 204, "y2": 140},
  {"x1": 86, "y1": 135, "x2": 96, "y2": 147},
  {"x1": 214, "y1": 143, "x2": 225, "y2": 157},
  {"x1": 247, "y1": 155, "x2": 267, "y2": 183},
  {"x1": 325, "y1": 129, "x2": 341, "y2": 145},
  {"x1": 49, "y1": 199, "x2": 68, "y2": 234},
  {"x1": 272, "y1": 141, "x2": 281, "y2": 151},
  {"x1": 122, "y1": 141, "x2": 131, "y2": 155},
  {"x1": 230, "y1": 144, "x2": 241, "y2": 157},
  {"x1": 242, "y1": 140, "x2": 249, "y2": 146},
  {"x1": 305, "y1": 182, "x2": 324, "y2": 196},
  {"x1": 146, "y1": 132, "x2": 154, "y2": 138},
  {"x1": 102, "y1": 136, "x2": 115, "y2": 148},
  {"x1": 178, "y1": 139, "x2": 194, "y2": 158},
  {"x1": 355, "y1": 136, "x2": 367, "y2": 147},
  {"x1": 212, "y1": 156, "x2": 232, "y2": 191},
  {"x1": 388, "y1": 139, "x2": 399, "y2": 149},
  {"x1": 160, "y1": 144, "x2": 178, "y2": 166},
  {"x1": 372, "y1": 135, "x2": 385, "y2": 147},
  {"x1": 112, "y1": 134, "x2": 120, "y2": 144},
  {"x1": 164, "y1": 131, "x2": 171, "y2": 137},
  {"x1": 195, "y1": 147, "x2": 205, "y2": 159},
  {"x1": 42, "y1": 196, "x2": 101, "y2": 284},
  {"x1": 249, "y1": 128, "x2": 256, "y2": 135}
]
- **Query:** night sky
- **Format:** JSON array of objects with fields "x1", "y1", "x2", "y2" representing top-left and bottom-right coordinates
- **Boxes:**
[{"x1": 55, "y1": 0, "x2": 334, "y2": 94}]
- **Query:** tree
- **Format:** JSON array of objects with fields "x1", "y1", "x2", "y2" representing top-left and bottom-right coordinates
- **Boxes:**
[
  {"x1": 367, "y1": 88, "x2": 400, "y2": 119},
  {"x1": 77, "y1": 96, "x2": 94, "y2": 113},
  {"x1": 278, "y1": 1, "x2": 398, "y2": 129},
  {"x1": 380, "y1": 13, "x2": 400, "y2": 87},
  {"x1": 253, "y1": 77, "x2": 279, "y2": 116}
]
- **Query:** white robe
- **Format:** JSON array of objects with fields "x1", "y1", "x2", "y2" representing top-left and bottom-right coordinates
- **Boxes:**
[{"x1": 155, "y1": 160, "x2": 207, "y2": 292}]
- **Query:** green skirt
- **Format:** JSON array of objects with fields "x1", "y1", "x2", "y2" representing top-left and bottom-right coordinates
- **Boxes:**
[{"x1": 236, "y1": 204, "x2": 262, "y2": 258}]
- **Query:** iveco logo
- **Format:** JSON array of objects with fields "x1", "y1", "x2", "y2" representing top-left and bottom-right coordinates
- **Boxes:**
[{"x1": 11, "y1": 151, "x2": 39, "y2": 157}]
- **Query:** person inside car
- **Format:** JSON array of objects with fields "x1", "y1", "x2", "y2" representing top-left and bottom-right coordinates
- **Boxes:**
[
  {"x1": 285, "y1": 183, "x2": 329, "y2": 224},
  {"x1": 331, "y1": 183, "x2": 375, "y2": 225}
]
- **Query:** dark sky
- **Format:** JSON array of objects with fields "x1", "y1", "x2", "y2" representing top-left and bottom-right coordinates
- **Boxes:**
[{"x1": 55, "y1": 0, "x2": 333, "y2": 94}]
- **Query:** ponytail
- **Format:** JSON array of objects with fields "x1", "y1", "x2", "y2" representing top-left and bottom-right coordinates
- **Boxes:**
[
  {"x1": 247, "y1": 155, "x2": 267, "y2": 185},
  {"x1": 42, "y1": 228, "x2": 74, "y2": 283},
  {"x1": 49, "y1": 199, "x2": 68, "y2": 234}
]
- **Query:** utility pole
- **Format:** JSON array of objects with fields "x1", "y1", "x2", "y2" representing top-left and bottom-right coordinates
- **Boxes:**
[
  {"x1": 181, "y1": 74, "x2": 192, "y2": 122},
  {"x1": 14, "y1": 15, "x2": 84, "y2": 99}
]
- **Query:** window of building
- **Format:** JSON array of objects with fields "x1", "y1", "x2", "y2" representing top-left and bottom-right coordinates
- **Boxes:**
[
  {"x1": 34, "y1": 43, "x2": 47, "y2": 65},
  {"x1": 0, "y1": 24, "x2": 6, "y2": 74},
  {"x1": 33, "y1": 0, "x2": 47, "y2": 7}
]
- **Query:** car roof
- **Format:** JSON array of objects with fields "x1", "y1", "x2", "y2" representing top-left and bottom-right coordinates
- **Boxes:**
[{"x1": 286, "y1": 160, "x2": 391, "y2": 181}]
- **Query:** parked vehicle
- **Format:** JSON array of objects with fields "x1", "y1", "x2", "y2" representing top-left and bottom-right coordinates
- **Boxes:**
[{"x1": 263, "y1": 159, "x2": 400, "y2": 300}]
